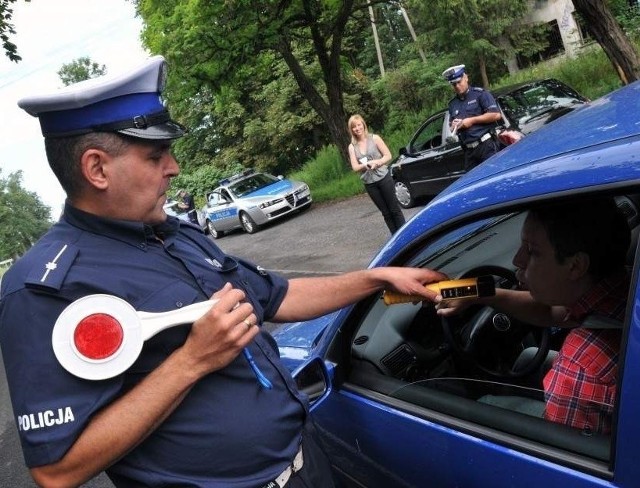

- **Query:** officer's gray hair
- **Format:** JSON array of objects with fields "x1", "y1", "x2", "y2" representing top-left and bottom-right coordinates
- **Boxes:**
[{"x1": 44, "y1": 133, "x2": 132, "y2": 198}]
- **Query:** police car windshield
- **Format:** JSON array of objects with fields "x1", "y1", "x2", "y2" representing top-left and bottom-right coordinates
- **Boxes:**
[{"x1": 229, "y1": 174, "x2": 278, "y2": 198}]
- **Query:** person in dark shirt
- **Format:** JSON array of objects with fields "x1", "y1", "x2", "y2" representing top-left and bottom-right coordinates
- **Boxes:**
[
  {"x1": 443, "y1": 64, "x2": 502, "y2": 170},
  {"x1": 176, "y1": 188, "x2": 198, "y2": 223},
  {"x1": 0, "y1": 55, "x2": 446, "y2": 488}
]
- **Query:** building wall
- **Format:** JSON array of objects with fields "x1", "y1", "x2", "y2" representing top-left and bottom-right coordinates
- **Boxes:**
[{"x1": 526, "y1": 0, "x2": 583, "y2": 57}]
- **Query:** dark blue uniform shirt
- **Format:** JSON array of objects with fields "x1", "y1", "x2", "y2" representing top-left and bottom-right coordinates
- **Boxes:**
[
  {"x1": 0, "y1": 203, "x2": 308, "y2": 487},
  {"x1": 448, "y1": 86, "x2": 500, "y2": 144}
]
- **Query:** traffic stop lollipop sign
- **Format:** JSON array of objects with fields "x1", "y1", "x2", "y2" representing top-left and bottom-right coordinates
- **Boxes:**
[{"x1": 52, "y1": 294, "x2": 217, "y2": 381}]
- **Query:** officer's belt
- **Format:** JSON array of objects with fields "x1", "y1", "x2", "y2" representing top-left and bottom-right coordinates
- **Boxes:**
[
  {"x1": 258, "y1": 444, "x2": 304, "y2": 488},
  {"x1": 463, "y1": 132, "x2": 492, "y2": 150}
]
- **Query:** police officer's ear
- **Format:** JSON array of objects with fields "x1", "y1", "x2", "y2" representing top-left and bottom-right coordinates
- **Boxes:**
[{"x1": 80, "y1": 148, "x2": 111, "y2": 190}]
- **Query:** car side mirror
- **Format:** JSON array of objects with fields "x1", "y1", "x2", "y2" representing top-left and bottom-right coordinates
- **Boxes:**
[{"x1": 292, "y1": 357, "x2": 330, "y2": 405}]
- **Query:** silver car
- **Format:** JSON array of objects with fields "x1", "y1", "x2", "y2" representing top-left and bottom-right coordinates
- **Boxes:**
[{"x1": 202, "y1": 169, "x2": 312, "y2": 238}]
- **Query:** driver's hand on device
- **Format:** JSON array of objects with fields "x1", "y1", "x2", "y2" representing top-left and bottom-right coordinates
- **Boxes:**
[{"x1": 435, "y1": 296, "x2": 478, "y2": 317}]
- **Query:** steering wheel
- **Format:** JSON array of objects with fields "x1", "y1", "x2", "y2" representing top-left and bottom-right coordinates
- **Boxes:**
[{"x1": 441, "y1": 266, "x2": 550, "y2": 378}]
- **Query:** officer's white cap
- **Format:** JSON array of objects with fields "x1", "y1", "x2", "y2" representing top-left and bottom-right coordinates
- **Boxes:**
[
  {"x1": 442, "y1": 64, "x2": 466, "y2": 83},
  {"x1": 18, "y1": 55, "x2": 185, "y2": 140}
]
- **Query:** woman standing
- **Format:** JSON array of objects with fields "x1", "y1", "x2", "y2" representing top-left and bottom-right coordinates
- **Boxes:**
[{"x1": 348, "y1": 114, "x2": 406, "y2": 234}]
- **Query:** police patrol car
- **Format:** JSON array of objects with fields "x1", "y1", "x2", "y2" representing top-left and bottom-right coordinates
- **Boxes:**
[{"x1": 202, "y1": 169, "x2": 312, "y2": 238}]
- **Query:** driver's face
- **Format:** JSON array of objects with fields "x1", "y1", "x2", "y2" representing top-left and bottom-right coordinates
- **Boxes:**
[{"x1": 512, "y1": 214, "x2": 574, "y2": 306}]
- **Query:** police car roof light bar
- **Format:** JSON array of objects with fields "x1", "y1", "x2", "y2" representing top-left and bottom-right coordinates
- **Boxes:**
[{"x1": 218, "y1": 168, "x2": 256, "y2": 187}]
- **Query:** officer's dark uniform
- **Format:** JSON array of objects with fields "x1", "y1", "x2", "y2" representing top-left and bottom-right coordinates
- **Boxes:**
[
  {"x1": 447, "y1": 78, "x2": 501, "y2": 170},
  {"x1": 0, "y1": 205, "x2": 333, "y2": 487},
  {"x1": 0, "y1": 55, "x2": 334, "y2": 488},
  {"x1": 180, "y1": 191, "x2": 199, "y2": 224}
]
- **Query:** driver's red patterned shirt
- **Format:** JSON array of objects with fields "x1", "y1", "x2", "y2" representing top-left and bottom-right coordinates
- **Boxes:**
[{"x1": 543, "y1": 270, "x2": 630, "y2": 434}]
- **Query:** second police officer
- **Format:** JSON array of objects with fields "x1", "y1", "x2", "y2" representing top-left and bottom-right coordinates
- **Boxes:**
[{"x1": 443, "y1": 64, "x2": 502, "y2": 170}]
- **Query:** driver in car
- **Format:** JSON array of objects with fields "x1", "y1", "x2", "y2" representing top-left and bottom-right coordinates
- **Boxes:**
[{"x1": 437, "y1": 197, "x2": 631, "y2": 434}]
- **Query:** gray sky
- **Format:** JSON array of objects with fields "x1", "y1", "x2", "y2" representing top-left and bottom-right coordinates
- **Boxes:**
[{"x1": 0, "y1": 0, "x2": 149, "y2": 213}]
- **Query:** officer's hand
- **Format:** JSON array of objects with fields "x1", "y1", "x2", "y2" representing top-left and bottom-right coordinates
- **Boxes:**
[
  {"x1": 181, "y1": 283, "x2": 259, "y2": 376},
  {"x1": 377, "y1": 267, "x2": 448, "y2": 302},
  {"x1": 455, "y1": 118, "x2": 471, "y2": 130}
]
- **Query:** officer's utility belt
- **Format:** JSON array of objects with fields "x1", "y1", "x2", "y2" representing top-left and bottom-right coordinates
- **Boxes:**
[
  {"x1": 258, "y1": 444, "x2": 304, "y2": 488},
  {"x1": 463, "y1": 132, "x2": 492, "y2": 150}
]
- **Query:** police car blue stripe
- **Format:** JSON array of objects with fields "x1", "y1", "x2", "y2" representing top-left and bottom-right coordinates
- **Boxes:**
[
  {"x1": 207, "y1": 208, "x2": 239, "y2": 221},
  {"x1": 244, "y1": 180, "x2": 293, "y2": 197}
]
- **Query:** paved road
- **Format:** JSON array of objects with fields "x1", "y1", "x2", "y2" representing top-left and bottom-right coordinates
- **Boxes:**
[
  {"x1": 215, "y1": 193, "x2": 422, "y2": 277},
  {"x1": 0, "y1": 194, "x2": 423, "y2": 487}
]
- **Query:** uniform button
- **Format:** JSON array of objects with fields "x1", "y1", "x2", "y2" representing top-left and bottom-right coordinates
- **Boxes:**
[
  {"x1": 176, "y1": 301, "x2": 183, "y2": 308},
  {"x1": 138, "y1": 243, "x2": 146, "y2": 250}
]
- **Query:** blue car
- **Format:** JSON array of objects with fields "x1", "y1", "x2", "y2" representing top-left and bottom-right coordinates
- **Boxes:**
[{"x1": 272, "y1": 81, "x2": 640, "y2": 487}]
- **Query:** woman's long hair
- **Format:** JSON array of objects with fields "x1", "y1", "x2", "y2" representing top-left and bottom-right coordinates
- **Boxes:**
[{"x1": 348, "y1": 114, "x2": 369, "y2": 145}]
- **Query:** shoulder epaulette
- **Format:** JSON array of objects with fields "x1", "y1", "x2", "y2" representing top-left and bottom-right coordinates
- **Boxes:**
[{"x1": 24, "y1": 242, "x2": 80, "y2": 292}]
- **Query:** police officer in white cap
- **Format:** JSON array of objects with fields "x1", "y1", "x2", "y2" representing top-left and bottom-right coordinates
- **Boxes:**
[
  {"x1": 0, "y1": 56, "x2": 445, "y2": 487},
  {"x1": 443, "y1": 64, "x2": 502, "y2": 170}
]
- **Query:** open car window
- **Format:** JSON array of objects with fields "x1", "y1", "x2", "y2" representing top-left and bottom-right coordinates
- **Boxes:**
[
  {"x1": 344, "y1": 194, "x2": 639, "y2": 475},
  {"x1": 411, "y1": 113, "x2": 445, "y2": 152}
]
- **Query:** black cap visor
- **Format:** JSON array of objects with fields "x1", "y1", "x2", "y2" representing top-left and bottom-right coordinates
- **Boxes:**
[
  {"x1": 93, "y1": 110, "x2": 186, "y2": 140},
  {"x1": 117, "y1": 120, "x2": 186, "y2": 140}
]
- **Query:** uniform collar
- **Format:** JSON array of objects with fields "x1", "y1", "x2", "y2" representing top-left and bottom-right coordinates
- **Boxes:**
[
  {"x1": 62, "y1": 202, "x2": 180, "y2": 248},
  {"x1": 456, "y1": 87, "x2": 471, "y2": 100}
]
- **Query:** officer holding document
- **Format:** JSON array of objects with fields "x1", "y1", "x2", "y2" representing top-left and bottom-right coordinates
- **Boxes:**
[{"x1": 443, "y1": 64, "x2": 502, "y2": 170}]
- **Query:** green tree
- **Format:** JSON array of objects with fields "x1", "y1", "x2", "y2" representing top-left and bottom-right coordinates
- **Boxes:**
[
  {"x1": 136, "y1": 0, "x2": 400, "y2": 166},
  {"x1": 0, "y1": 0, "x2": 29, "y2": 62},
  {"x1": 573, "y1": 0, "x2": 640, "y2": 84},
  {"x1": 57, "y1": 56, "x2": 107, "y2": 86},
  {"x1": 0, "y1": 170, "x2": 51, "y2": 260},
  {"x1": 406, "y1": 0, "x2": 535, "y2": 87}
]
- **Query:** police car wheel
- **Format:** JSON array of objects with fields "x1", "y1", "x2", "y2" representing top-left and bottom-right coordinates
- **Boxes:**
[
  {"x1": 394, "y1": 181, "x2": 415, "y2": 209},
  {"x1": 240, "y1": 212, "x2": 259, "y2": 234},
  {"x1": 207, "y1": 220, "x2": 223, "y2": 239}
]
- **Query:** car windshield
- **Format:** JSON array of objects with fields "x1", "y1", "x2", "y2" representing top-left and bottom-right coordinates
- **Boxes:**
[
  {"x1": 229, "y1": 174, "x2": 278, "y2": 198},
  {"x1": 497, "y1": 80, "x2": 584, "y2": 127}
]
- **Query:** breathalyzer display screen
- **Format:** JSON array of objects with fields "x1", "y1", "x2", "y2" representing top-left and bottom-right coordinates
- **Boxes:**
[{"x1": 440, "y1": 285, "x2": 478, "y2": 299}]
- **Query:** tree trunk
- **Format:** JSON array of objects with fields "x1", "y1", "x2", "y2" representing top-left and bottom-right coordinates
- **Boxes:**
[
  {"x1": 277, "y1": 40, "x2": 352, "y2": 165},
  {"x1": 274, "y1": 0, "x2": 355, "y2": 166},
  {"x1": 572, "y1": 0, "x2": 640, "y2": 84},
  {"x1": 478, "y1": 54, "x2": 490, "y2": 88}
]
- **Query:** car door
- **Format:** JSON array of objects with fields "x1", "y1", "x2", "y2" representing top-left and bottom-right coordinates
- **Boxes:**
[
  {"x1": 204, "y1": 189, "x2": 238, "y2": 231},
  {"x1": 289, "y1": 192, "x2": 640, "y2": 488},
  {"x1": 398, "y1": 111, "x2": 465, "y2": 197}
]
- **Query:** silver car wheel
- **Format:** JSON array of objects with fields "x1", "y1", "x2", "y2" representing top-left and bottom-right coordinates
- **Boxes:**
[
  {"x1": 240, "y1": 212, "x2": 259, "y2": 234},
  {"x1": 207, "y1": 220, "x2": 223, "y2": 239},
  {"x1": 395, "y1": 181, "x2": 415, "y2": 209}
]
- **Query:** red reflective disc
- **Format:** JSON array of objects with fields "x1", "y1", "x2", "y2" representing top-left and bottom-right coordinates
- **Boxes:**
[{"x1": 73, "y1": 313, "x2": 124, "y2": 360}]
